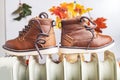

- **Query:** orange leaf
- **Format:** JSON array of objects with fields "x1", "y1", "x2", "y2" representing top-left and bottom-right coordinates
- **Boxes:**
[
  {"x1": 95, "y1": 27, "x2": 102, "y2": 33},
  {"x1": 49, "y1": 6, "x2": 67, "y2": 19},
  {"x1": 94, "y1": 17, "x2": 107, "y2": 28},
  {"x1": 94, "y1": 17, "x2": 107, "y2": 33}
]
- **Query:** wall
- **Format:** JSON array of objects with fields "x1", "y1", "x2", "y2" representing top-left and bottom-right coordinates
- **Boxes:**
[
  {"x1": 4, "y1": 0, "x2": 120, "y2": 59},
  {"x1": 0, "y1": 0, "x2": 6, "y2": 56}
]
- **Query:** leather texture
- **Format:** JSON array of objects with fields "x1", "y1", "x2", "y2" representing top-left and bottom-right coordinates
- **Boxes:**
[
  {"x1": 3, "y1": 17, "x2": 56, "y2": 51},
  {"x1": 61, "y1": 16, "x2": 113, "y2": 48}
]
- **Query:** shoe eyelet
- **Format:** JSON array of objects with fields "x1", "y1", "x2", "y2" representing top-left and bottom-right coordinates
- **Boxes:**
[
  {"x1": 39, "y1": 12, "x2": 48, "y2": 18},
  {"x1": 39, "y1": 39, "x2": 46, "y2": 44}
]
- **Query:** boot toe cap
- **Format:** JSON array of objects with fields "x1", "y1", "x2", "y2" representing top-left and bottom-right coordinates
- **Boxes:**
[
  {"x1": 93, "y1": 34, "x2": 114, "y2": 48},
  {"x1": 3, "y1": 39, "x2": 20, "y2": 51}
]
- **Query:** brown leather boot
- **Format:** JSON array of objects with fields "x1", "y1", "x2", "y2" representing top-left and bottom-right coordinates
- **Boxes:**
[
  {"x1": 3, "y1": 12, "x2": 58, "y2": 58},
  {"x1": 60, "y1": 16, "x2": 114, "y2": 53}
]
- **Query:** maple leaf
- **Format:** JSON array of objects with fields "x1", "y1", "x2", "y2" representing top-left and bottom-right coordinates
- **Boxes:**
[{"x1": 94, "y1": 17, "x2": 107, "y2": 33}]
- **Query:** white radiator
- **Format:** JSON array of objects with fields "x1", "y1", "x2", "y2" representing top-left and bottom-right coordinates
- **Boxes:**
[
  {"x1": 0, "y1": 57, "x2": 28, "y2": 80},
  {"x1": 0, "y1": 50, "x2": 120, "y2": 80}
]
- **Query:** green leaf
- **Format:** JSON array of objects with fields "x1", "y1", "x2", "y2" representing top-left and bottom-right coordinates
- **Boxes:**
[
  {"x1": 24, "y1": 9, "x2": 32, "y2": 16},
  {"x1": 22, "y1": 3, "x2": 32, "y2": 9},
  {"x1": 12, "y1": 6, "x2": 22, "y2": 15},
  {"x1": 12, "y1": 3, "x2": 32, "y2": 21},
  {"x1": 13, "y1": 16, "x2": 22, "y2": 21},
  {"x1": 19, "y1": 12, "x2": 26, "y2": 17}
]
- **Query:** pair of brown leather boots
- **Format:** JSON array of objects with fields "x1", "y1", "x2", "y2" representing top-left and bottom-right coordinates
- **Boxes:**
[{"x1": 3, "y1": 12, "x2": 114, "y2": 58}]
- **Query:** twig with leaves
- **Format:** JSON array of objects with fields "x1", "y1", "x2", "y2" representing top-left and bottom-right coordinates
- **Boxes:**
[{"x1": 12, "y1": 3, "x2": 32, "y2": 21}]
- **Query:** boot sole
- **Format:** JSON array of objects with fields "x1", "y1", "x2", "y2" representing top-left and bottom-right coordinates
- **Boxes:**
[
  {"x1": 59, "y1": 42, "x2": 115, "y2": 54},
  {"x1": 3, "y1": 46, "x2": 58, "y2": 56}
]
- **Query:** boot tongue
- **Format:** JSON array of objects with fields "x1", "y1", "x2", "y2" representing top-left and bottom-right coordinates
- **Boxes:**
[
  {"x1": 29, "y1": 17, "x2": 52, "y2": 34},
  {"x1": 38, "y1": 18, "x2": 52, "y2": 34}
]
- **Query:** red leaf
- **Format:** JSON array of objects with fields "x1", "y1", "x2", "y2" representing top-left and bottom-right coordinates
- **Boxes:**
[
  {"x1": 26, "y1": 59, "x2": 29, "y2": 65},
  {"x1": 95, "y1": 27, "x2": 102, "y2": 33},
  {"x1": 94, "y1": 17, "x2": 107, "y2": 32}
]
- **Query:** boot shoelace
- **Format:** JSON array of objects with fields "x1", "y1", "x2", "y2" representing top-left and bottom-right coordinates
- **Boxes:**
[
  {"x1": 35, "y1": 33, "x2": 49, "y2": 59},
  {"x1": 18, "y1": 12, "x2": 50, "y2": 59},
  {"x1": 34, "y1": 12, "x2": 55, "y2": 59},
  {"x1": 80, "y1": 16, "x2": 96, "y2": 49},
  {"x1": 19, "y1": 26, "x2": 30, "y2": 37},
  {"x1": 19, "y1": 12, "x2": 49, "y2": 37},
  {"x1": 19, "y1": 20, "x2": 35, "y2": 38},
  {"x1": 18, "y1": 19, "x2": 46, "y2": 58},
  {"x1": 84, "y1": 25, "x2": 95, "y2": 49}
]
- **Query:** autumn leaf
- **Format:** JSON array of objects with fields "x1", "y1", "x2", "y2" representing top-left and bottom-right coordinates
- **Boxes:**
[
  {"x1": 49, "y1": 6, "x2": 67, "y2": 19},
  {"x1": 94, "y1": 17, "x2": 107, "y2": 33},
  {"x1": 94, "y1": 17, "x2": 107, "y2": 28},
  {"x1": 60, "y1": 2, "x2": 67, "y2": 8},
  {"x1": 49, "y1": 2, "x2": 93, "y2": 28}
]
